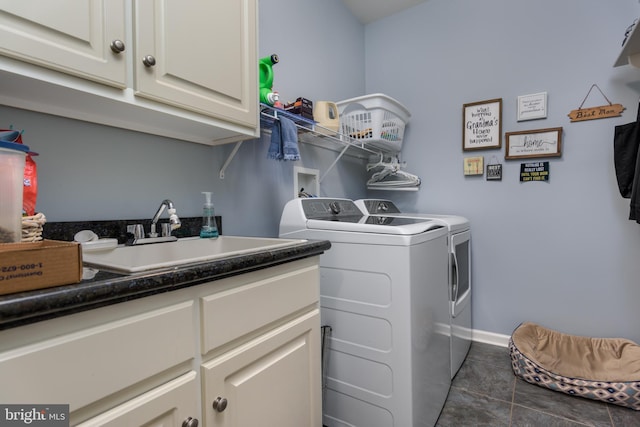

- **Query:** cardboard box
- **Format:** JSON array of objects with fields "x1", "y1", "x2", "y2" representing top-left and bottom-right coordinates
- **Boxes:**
[
  {"x1": 0, "y1": 240, "x2": 83, "y2": 295},
  {"x1": 284, "y1": 97, "x2": 314, "y2": 120}
]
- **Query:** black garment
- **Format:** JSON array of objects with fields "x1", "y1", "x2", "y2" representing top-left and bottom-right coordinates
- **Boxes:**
[
  {"x1": 614, "y1": 102, "x2": 640, "y2": 222},
  {"x1": 614, "y1": 121, "x2": 639, "y2": 198},
  {"x1": 631, "y1": 140, "x2": 640, "y2": 221}
]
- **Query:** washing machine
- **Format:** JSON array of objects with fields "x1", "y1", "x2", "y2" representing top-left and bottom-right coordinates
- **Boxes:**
[
  {"x1": 279, "y1": 198, "x2": 451, "y2": 427},
  {"x1": 355, "y1": 199, "x2": 471, "y2": 379}
]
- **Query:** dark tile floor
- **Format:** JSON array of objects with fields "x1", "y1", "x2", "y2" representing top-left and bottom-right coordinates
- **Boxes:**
[{"x1": 436, "y1": 342, "x2": 640, "y2": 427}]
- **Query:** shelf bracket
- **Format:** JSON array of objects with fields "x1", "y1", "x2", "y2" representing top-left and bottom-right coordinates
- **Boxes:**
[
  {"x1": 219, "y1": 140, "x2": 244, "y2": 179},
  {"x1": 629, "y1": 52, "x2": 640, "y2": 68},
  {"x1": 319, "y1": 144, "x2": 350, "y2": 183}
]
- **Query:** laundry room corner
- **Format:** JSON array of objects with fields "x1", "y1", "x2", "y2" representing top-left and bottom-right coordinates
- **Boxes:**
[{"x1": 363, "y1": 0, "x2": 640, "y2": 345}]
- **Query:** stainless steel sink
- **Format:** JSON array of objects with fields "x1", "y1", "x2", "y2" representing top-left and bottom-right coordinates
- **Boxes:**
[{"x1": 82, "y1": 236, "x2": 307, "y2": 273}]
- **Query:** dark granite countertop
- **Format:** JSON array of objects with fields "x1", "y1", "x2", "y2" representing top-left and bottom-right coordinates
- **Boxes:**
[{"x1": 0, "y1": 238, "x2": 330, "y2": 331}]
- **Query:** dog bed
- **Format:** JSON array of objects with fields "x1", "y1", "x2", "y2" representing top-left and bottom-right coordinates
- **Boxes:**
[{"x1": 509, "y1": 322, "x2": 640, "y2": 410}]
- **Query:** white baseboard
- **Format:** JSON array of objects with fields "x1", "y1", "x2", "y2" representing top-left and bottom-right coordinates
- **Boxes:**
[{"x1": 471, "y1": 329, "x2": 510, "y2": 347}]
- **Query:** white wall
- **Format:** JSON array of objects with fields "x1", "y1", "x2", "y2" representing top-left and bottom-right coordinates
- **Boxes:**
[{"x1": 364, "y1": 0, "x2": 640, "y2": 342}]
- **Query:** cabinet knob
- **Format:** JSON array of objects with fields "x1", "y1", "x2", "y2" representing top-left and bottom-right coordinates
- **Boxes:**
[
  {"x1": 182, "y1": 417, "x2": 199, "y2": 427},
  {"x1": 110, "y1": 39, "x2": 126, "y2": 53},
  {"x1": 212, "y1": 397, "x2": 228, "y2": 412},
  {"x1": 142, "y1": 55, "x2": 157, "y2": 67}
]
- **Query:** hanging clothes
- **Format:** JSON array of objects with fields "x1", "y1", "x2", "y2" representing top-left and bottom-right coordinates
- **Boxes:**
[
  {"x1": 614, "y1": 102, "x2": 640, "y2": 198},
  {"x1": 366, "y1": 154, "x2": 421, "y2": 189},
  {"x1": 614, "y1": 101, "x2": 640, "y2": 222},
  {"x1": 630, "y1": 145, "x2": 640, "y2": 222}
]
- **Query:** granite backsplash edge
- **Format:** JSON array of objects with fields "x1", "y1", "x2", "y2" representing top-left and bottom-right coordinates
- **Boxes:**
[{"x1": 43, "y1": 216, "x2": 222, "y2": 244}]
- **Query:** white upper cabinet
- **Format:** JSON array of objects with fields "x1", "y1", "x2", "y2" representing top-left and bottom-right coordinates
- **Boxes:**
[
  {"x1": 616, "y1": 20, "x2": 640, "y2": 68},
  {"x1": 135, "y1": 0, "x2": 257, "y2": 128},
  {"x1": 0, "y1": 0, "x2": 127, "y2": 88},
  {"x1": 0, "y1": 0, "x2": 259, "y2": 145}
]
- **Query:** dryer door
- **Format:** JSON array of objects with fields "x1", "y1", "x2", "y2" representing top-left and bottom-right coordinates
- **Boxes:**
[{"x1": 450, "y1": 230, "x2": 471, "y2": 318}]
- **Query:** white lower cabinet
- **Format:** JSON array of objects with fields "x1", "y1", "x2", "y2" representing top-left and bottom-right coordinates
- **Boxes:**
[
  {"x1": 77, "y1": 372, "x2": 200, "y2": 427},
  {"x1": 199, "y1": 260, "x2": 322, "y2": 427},
  {"x1": 202, "y1": 310, "x2": 321, "y2": 427},
  {"x1": 0, "y1": 257, "x2": 321, "y2": 427},
  {"x1": 0, "y1": 301, "x2": 196, "y2": 411}
]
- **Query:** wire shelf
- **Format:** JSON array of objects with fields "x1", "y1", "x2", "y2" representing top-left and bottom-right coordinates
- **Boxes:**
[{"x1": 259, "y1": 103, "x2": 382, "y2": 156}]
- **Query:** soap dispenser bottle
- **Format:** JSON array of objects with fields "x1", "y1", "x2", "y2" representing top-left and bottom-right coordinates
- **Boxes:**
[{"x1": 200, "y1": 192, "x2": 218, "y2": 239}]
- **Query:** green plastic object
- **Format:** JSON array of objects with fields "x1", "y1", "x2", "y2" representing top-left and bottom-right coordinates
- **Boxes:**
[{"x1": 259, "y1": 54, "x2": 279, "y2": 105}]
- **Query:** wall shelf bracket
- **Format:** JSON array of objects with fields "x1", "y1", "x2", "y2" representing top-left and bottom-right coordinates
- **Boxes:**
[
  {"x1": 319, "y1": 144, "x2": 350, "y2": 183},
  {"x1": 219, "y1": 140, "x2": 244, "y2": 179}
]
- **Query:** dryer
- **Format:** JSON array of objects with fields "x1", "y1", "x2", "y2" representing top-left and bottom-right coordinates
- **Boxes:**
[
  {"x1": 280, "y1": 198, "x2": 451, "y2": 427},
  {"x1": 355, "y1": 199, "x2": 472, "y2": 379}
]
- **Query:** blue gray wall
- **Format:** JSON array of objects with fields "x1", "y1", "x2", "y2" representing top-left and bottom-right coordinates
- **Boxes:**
[
  {"x1": 364, "y1": 0, "x2": 640, "y2": 342},
  {"x1": 0, "y1": 108, "x2": 216, "y2": 221},
  {"x1": 2, "y1": 0, "x2": 640, "y2": 343}
]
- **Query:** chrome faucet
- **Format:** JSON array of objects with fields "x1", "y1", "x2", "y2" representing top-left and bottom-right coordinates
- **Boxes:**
[
  {"x1": 149, "y1": 199, "x2": 181, "y2": 237},
  {"x1": 126, "y1": 199, "x2": 181, "y2": 246}
]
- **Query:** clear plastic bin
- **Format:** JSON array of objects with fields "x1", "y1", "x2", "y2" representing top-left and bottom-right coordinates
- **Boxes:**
[
  {"x1": 336, "y1": 93, "x2": 411, "y2": 152},
  {"x1": 0, "y1": 141, "x2": 28, "y2": 243}
]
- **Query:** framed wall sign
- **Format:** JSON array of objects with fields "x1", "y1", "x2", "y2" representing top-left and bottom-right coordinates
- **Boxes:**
[
  {"x1": 505, "y1": 127, "x2": 563, "y2": 160},
  {"x1": 486, "y1": 163, "x2": 502, "y2": 181},
  {"x1": 517, "y1": 92, "x2": 547, "y2": 121},
  {"x1": 463, "y1": 156, "x2": 484, "y2": 175},
  {"x1": 463, "y1": 98, "x2": 502, "y2": 151},
  {"x1": 520, "y1": 162, "x2": 550, "y2": 182}
]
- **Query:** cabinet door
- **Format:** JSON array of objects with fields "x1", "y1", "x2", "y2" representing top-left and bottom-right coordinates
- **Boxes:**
[
  {"x1": 202, "y1": 310, "x2": 322, "y2": 427},
  {"x1": 134, "y1": 0, "x2": 258, "y2": 128},
  {"x1": 0, "y1": 0, "x2": 127, "y2": 87},
  {"x1": 76, "y1": 372, "x2": 200, "y2": 427},
  {"x1": 0, "y1": 301, "x2": 195, "y2": 411},
  {"x1": 201, "y1": 264, "x2": 320, "y2": 354}
]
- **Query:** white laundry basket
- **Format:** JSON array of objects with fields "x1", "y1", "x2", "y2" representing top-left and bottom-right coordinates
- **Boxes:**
[{"x1": 336, "y1": 93, "x2": 411, "y2": 152}]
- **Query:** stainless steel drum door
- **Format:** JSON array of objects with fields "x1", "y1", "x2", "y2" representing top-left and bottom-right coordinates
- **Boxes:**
[
  {"x1": 450, "y1": 229, "x2": 471, "y2": 378},
  {"x1": 450, "y1": 229, "x2": 470, "y2": 317}
]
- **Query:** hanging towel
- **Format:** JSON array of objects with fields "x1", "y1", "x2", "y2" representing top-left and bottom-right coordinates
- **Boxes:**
[
  {"x1": 267, "y1": 116, "x2": 300, "y2": 161},
  {"x1": 267, "y1": 118, "x2": 283, "y2": 160}
]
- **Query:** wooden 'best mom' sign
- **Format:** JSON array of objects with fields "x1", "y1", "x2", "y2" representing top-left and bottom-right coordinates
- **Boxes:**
[{"x1": 568, "y1": 84, "x2": 625, "y2": 122}]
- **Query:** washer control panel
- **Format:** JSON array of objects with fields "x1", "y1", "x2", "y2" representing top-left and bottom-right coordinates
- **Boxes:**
[
  {"x1": 360, "y1": 199, "x2": 401, "y2": 214},
  {"x1": 301, "y1": 198, "x2": 363, "y2": 220}
]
